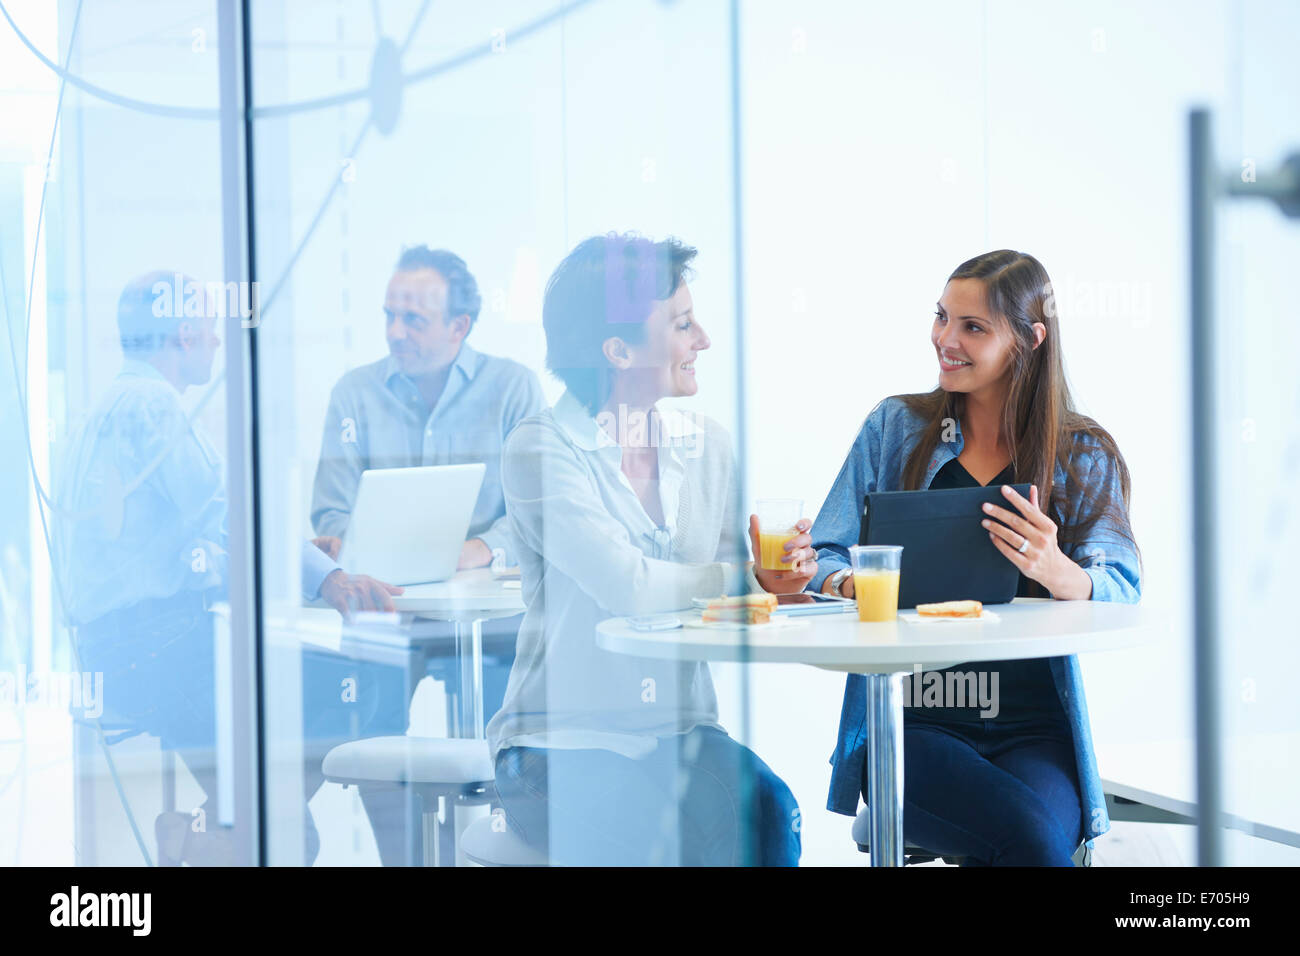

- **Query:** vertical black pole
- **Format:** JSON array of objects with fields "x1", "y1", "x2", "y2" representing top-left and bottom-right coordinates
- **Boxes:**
[
  {"x1": 217, "y1": 0, "x2": 265, "y2": 865},
  {"x1": 728, "y1": 0, "x2": 756, "y2": 866},
  {"x1": 1189, "y1": 107, "x2": 1223, "y2": 867}
]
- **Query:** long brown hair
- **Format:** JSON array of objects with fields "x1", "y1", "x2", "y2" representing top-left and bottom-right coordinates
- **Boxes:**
[{"x1": 899, "y1": 250, "x2": 1137, "y2": 568}]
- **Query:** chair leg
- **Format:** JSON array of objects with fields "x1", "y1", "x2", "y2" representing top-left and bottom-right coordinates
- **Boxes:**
[
  {"x1": 422, "y1": 795, "x2": 442, "y2": 868},
  {"x1": 89, "y1": 722, "x2": 156, "y2": 866},
  {"x1": 441, "y1": 800, "x2": 458, "y2": 867},
  {"x1": 162, "y1": 748, "x2": 176, "y2": 814}
]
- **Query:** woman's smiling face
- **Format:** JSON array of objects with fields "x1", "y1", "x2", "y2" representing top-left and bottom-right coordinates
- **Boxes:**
[
  {"x1": 618, "y1": 281, "x2": 711, "y2": 401},
  {"x1": 932, "y1": 278, "x2": 1020, "y2": 395}
]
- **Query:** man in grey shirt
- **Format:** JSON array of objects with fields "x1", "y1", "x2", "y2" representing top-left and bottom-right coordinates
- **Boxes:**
[
  {"x1": 311, "y1": 246, "x2": 544, "y2": 568},
  {"x1": 310, "y1": 246, "x2": 544, "y2": 864}
]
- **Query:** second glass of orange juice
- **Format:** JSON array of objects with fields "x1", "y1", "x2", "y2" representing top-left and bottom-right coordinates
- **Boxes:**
[
  {"x1": 755, "y1": 498, "x2": 803, "y2": 572},
  {"x1": 848, "y1": 545, "x2": 903, "y2": 622}
]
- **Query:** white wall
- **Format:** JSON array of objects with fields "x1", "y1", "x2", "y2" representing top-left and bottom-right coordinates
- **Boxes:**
[{"x1": 736, "y1": 0, "x2": 1298, "y2": 864}]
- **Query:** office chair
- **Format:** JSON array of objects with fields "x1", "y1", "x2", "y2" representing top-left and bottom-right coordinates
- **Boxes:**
[
  {"x1": 322, "y1": 735, "x2": 496, "y2": 866},
  {"x1": 851, "y1": 806, "x2": 1093, "y2": 866}
]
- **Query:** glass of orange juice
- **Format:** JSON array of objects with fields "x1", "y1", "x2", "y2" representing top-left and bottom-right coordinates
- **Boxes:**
[
  {"x1": 848, "y1": 545, "x2": 903, "y2": 622},
  {"x1": 755, "y1": 498, "x2": 803, "y2": 572}
]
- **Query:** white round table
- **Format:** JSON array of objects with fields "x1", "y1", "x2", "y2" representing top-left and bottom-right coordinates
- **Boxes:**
[
  {"x1": 388, "y1": 569, "x2": 525, "y2": 739},
  {"x1": 596, "y1": 597, "x2": 1154, "y2": 866}
]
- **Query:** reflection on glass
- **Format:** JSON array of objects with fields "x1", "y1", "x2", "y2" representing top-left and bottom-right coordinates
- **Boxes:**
[
  {"x1": 52, "y1": 274, "x2": 403, "y2": 864},
  {"x1": 54, "y1": 274, "x2": 231, "y2": 864}
]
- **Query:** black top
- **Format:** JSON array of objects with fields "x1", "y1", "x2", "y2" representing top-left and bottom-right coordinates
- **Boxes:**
[{"x1": 906, "y1": 457, "x2": 1066, "y2": 725}]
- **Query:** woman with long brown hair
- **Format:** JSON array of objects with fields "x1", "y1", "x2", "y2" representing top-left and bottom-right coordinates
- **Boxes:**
[{"x1": 809, "y1": 249, "x2": 1140, "y2": 865}]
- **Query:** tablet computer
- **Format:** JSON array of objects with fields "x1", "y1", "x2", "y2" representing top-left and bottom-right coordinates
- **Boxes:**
[
  {"x1": 689, "y1": 593, "x2": 856, "y2": 616},
  {"x1": 858, "y1": 482, "x2": 1032, "y2": 608},
  {"x1": 773, "y1": 592, "x2": 858, "y2": 616}
]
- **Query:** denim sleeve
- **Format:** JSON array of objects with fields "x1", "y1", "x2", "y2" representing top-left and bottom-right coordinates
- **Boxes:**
[
  {"x1": 1065, "y1": 440, "x2": 1141, "y2": 605},
  {"x1": 809, "y1": 411, "x2": 884, "y2": 593}
]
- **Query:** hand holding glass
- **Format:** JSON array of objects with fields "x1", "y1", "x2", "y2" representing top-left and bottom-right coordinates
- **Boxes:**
[{"x1": 755, "y1": 498, "x2": 804, "y2": 571}]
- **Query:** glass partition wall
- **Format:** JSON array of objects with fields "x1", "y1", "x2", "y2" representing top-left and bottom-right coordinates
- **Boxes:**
[
  {"x1": 245, "y1": 0, "x2": 759, "y2": 866},
  {"x1": 0, "y1": 0, "x2": 243, "y2": 865},
  {"x1": 1212, "y1": 0, "x2": 1300, "y2": 865},
  {"x1": 0, "y1": 0, "x2": 768, "y2": 870},
  {"x1": 4, "y1": 0, "x2": 1297, "y2": 870}
]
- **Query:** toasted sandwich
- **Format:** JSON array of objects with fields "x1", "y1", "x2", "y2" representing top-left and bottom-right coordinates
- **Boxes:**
[
  {"x1": 915, "y1": 600, "x2": 983, "y2": 619},
  {"x1": 701, "y1": 592, "x2": 779, "y2": 624}
]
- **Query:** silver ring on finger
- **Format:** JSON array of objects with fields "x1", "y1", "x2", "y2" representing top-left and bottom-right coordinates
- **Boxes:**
[{"x1": 1016, "y1": 535, "x2": 1030, "y2": 554}]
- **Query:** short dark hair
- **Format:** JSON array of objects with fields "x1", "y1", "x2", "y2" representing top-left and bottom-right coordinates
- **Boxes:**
[
  {"x1": 117, "y1": 271, "x2": 187, "y2": 356},
  {"x1": 395, "y1": 245, "x2": 482, "y2": 330},
  {"x1": 542, "y1": 233, "x2": 697, "y2": 413}
]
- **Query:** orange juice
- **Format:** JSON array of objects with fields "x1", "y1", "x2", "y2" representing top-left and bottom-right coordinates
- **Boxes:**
[
  {"x1": 759, "y1": 530, "x2": 794, "y2": 571},
  {"x1": 853, "y1": 569, "x2": 900, "y2": 622}
]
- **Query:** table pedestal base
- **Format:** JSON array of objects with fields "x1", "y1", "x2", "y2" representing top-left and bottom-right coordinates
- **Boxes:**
[
  {"x1": 452, "y1": 618, "x2": 485, "y2": 740},
  {"x1": 865, "y1": 672, "x2": 905, "y2": 867}
]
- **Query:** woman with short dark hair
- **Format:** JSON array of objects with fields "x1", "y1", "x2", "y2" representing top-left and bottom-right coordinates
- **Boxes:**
[{"x1": 486, "y1": 233, "x2": 808, "y2": 866}]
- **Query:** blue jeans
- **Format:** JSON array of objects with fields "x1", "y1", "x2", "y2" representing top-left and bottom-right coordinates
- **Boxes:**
[
  {"x1": 495, "y1": 726, "x2": 801, "y2": 866},
  {"x1": 872, "y1": 714, "x2": 1083, "y2": 866},
  {"x1": 77, "y1": 592, "x2": 218, "y2": 752}
]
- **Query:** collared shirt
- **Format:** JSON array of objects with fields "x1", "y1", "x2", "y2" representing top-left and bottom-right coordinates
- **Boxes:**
[
  {"x1": 54, "y1": 360, "x2": 228, "y2": 625},
  {"x1": 55, "y1": 360, "x2": 339, "y2": 626},
  {"x1": 809, "y1": 395, "x2": 1142, "y2": 845},
  {"x1": 310, "y1": 343, "x2": 545, "y2": 563},
  {"x1": 486, "y1": 390, "x2": 756, "y2": 761}
]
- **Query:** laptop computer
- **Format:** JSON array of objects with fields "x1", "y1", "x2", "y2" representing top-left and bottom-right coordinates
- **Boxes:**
[
  {"x1": 338, "y1": 463, "x2": 486, "y2": 585},
  {"x1": 858, "y1": 482, "x2": 1033, "y2": 608}
]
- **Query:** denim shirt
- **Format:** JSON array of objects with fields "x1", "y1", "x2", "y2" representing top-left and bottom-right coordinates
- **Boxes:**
[{"x1": 810, "y1": 395, "x2": 1141, "y2": 846}]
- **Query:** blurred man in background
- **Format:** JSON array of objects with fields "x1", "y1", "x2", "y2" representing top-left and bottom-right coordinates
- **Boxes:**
[{"x1": 311, "y1": 246, "x2": 544, "y2": 864}]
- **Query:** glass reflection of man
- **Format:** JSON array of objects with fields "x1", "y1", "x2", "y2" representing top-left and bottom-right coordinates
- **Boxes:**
[
  {"x1": 311, "y1": 247, "x2": 544, "y2": 865},
  {"x1": 55, "y1": 272, "x2": 401, "y2": 865}
]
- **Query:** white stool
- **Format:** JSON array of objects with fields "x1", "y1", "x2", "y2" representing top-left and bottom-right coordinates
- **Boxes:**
[
  {"x1": 851, "y1": 806, "x2": 948, "y2": 865},
  {"x1": 461, "y1": 813, "x2": 549, "y2": 866},
  {"x1": 323, "y1": 736, "x2": 494, "y2": 866}
]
